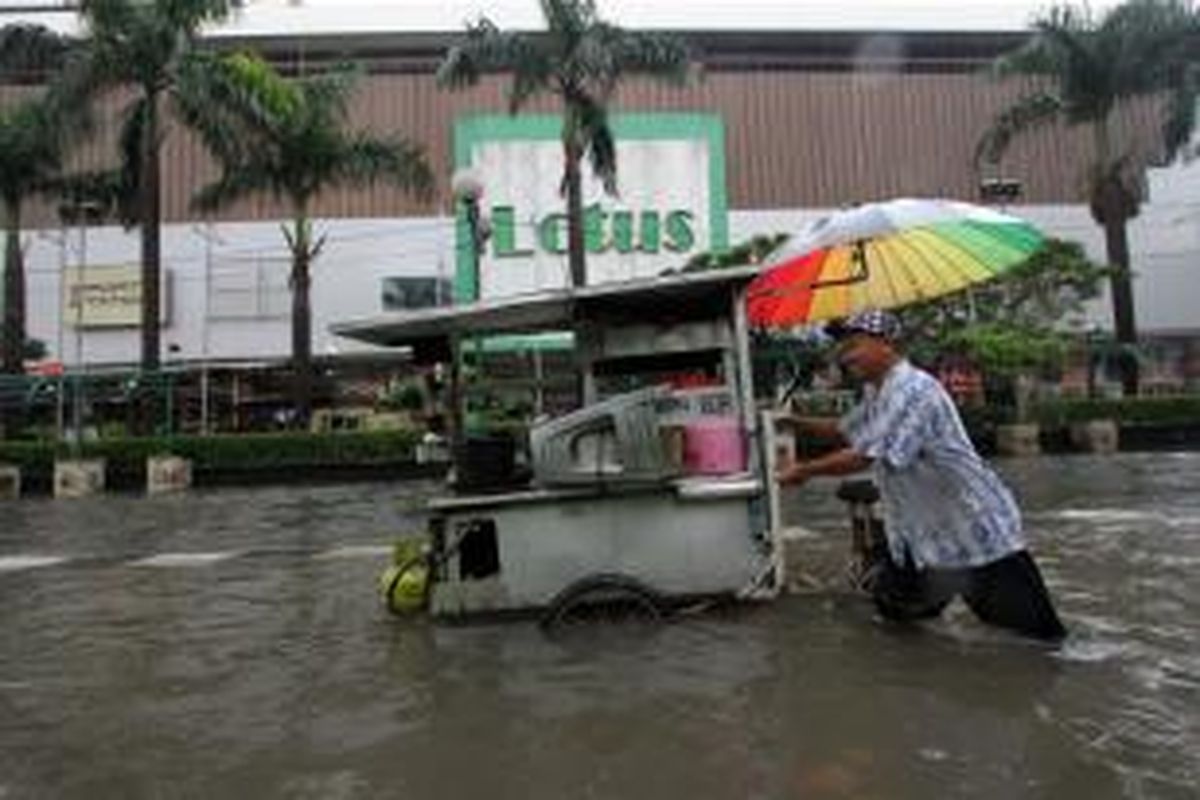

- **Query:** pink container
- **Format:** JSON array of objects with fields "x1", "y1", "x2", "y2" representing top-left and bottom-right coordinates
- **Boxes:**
[{"x1": 683, "y1": 417, "x2": 746, "y2": 475}]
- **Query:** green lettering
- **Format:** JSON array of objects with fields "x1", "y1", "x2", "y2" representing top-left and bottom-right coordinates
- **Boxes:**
[
  {"x1": 583, "y1": 204, "x2": 608, "y2": 253},
  {"x1": 538, "y1": 213, "x2": 568, "y2": 255},
  {"x1": 611, "y1": 211, "x2": 635, "y2": 254},
  {"x1": 638, "y1": 211, "x2": 661, "y2": 253},
  {"x1": 664, "y1": 210, "x2": 696, "y2": 253},
  {"x1": 490, "y1": 206, "x2": 534, "y2": 258}
]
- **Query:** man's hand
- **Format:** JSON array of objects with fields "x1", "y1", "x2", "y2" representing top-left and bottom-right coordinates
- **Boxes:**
[
  {"x1": 778, "y1": 447, "x2": 872, "y2": 486},
  {"x1": 777, "y1": 457, "x2": 813, "y2": 486}
]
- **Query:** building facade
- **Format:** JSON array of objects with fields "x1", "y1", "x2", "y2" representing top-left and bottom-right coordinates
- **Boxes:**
[{"x1": 4, "y1": 29, "x2": 1197, "y2": 385}]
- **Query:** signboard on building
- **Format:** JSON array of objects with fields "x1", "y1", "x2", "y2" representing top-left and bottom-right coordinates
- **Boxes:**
[
  {"x1": 62, "y1": 265, "x2": 170, "y2": 328},
  {"x1": 454, "y1": 113, "x2": 728, "y2": 301}
]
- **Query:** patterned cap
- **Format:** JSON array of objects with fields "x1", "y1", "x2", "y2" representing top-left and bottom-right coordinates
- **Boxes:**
[{"x1": 826, "y1": 309, "x2": 902, "y2": 342}]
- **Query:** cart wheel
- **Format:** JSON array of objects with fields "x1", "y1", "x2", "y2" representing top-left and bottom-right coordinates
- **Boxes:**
[{"x1": 540, "y1": 574, "x2": 666, "y2": 631}]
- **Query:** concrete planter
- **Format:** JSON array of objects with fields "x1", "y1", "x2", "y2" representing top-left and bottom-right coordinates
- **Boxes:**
[
  {"x1": 996, "y1": 424, "x2": 1041, "y2": 457},
  {"x1": 1069, "y1": 419, "x2": 1120, "y2": 454},
  {"x1": 0, "y1": 464, "x2": 20, "y2": 500},
  {"x1": 415, "y1": 434, "x2": 450, "y2": 465},
  {"x1": 54, "y1": 459, "x2": 106, "y2": 498},
  {"x1": 147, "y1": 456, "x2": 193, "y2": 495}
]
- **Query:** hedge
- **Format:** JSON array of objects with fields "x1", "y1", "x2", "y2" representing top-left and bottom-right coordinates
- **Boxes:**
[
  {"x1": 1032, "y1": 396, "x2": 1200, "y2": 427},
  {"x1": 0, "y1": 430, "x2": 424, "y2": 487}
]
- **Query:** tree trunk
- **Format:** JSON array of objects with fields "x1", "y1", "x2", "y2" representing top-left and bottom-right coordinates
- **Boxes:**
[
  {"x1": 1102, "y1": 216, "x2": 1139, "y2": 395},
  {"x1": 289, "y1": 214, "x2": 313, "y2": 428},
  {"x1": 1091, "y1": 119, "x2": 1139, "y2": 396},
  {"x1": 563, "y1": 141, "x2": 586, "y2": 289},
  {"x1": 2, "y1": 200, "x2": 24, "y2": 375},
  {"x1": 562, "y1": 140, "x2": 588, "y2": 407},
  {"x1": 140, "y1": 89, "x2": 162, "y2": 373}
]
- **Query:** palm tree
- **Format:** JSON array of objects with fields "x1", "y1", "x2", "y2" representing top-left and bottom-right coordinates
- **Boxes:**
[
  {"x1": 0, "y1": 24, "x2": 75, "y2": 376},
  {"x1": 437, "y1": 0, "x2": 692, "y2": 290},
  {"x1": 62, "y1": 0, "x2": 236, "y2": 372},
  {"x1": 0, "y1": 99, "x2": 64, "y2": 375},
  {"x1": 175, "y1": 53, "x2": 433, "y2": 424},
  {"x1": 976, "y1": 0, "x2": 1200, "y2": 395}
]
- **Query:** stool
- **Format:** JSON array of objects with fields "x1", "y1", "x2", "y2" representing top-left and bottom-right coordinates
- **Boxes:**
[{"x1": 835, "y1": 479, "x2": 888, "y2": 591}]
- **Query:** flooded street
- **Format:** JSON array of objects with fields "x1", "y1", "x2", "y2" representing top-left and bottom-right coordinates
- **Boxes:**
[{"x1": 1, "y1": 454, "x2": 1198, "y2": 799}]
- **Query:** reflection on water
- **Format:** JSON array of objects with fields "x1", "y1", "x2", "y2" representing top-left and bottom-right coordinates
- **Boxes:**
[{"x1": 1, "y1": 456, "x2": 1197, "y2": 799}]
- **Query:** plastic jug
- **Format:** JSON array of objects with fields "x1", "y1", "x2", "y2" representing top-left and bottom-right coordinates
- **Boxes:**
[{"x1": 683, "y1": 417, "x2": 746, "y2": 475}]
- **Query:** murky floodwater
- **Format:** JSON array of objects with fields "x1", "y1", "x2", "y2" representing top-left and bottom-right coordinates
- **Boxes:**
[{"x1": 1, "y1": 454, "x2": 1198, "y2": 799}]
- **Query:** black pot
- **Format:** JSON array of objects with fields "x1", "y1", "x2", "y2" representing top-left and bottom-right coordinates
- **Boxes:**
[{"x1": 453, "y1": 434, "x2": 518, "y2": 493}]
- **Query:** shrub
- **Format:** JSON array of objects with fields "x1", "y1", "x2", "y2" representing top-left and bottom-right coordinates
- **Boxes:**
[
  {"x1": 1034, "y1": 396, "x2": 1200, "y2": 427},
  {"x1": 0, "y1": 429, "x2": 424, "y2": 485}
]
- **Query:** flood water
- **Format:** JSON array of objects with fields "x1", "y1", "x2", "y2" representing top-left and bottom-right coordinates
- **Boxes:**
[{"x1": 1, "y1": 454, "x2": 1198, "y2": 799}]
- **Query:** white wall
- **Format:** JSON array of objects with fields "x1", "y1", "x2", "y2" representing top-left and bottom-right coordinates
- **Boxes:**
[
  {"x1": 22, "y1": 216, "x2": 455, "y2": 366},
  {"x1": 20, "y1": 193, "x2": 1199, "y2": 368}
]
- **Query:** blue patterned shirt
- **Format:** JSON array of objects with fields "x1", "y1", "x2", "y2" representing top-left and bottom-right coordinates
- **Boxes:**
[{"x1": 839, "y1": 360, "x2": 1025, "y2": 568}]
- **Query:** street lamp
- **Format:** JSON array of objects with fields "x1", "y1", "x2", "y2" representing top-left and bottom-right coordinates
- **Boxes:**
[
  {"x1": 974, "y1": 177, "x2": 1024, "y2": 323},
  {"x1": 165, "y1": 342, "x2": 182, "y2": 439},
  {"x1": 979, "y1": 178, "x2": 1023, "y2": 209},
  {"x1": 193, "y1": 221, "x2": 223, "y2": 435},
  {"x1": 451, "y1": 166, "x2": 491, "y2": 301},
  {"x1": 447, "y1": 168, "x2": 492, "y2": 469},
  {"x1": 57, "y1": 197, "x2": 104, "y2": 452}
]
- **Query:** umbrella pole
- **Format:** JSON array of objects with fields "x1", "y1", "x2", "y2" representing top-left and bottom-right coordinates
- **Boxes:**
[{"x1": 852, "y1": 240, "x2": 868, "y2": 282}]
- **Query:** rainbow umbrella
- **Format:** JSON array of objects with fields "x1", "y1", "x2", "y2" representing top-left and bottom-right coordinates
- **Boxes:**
[{"x1": 746, "y1": 198, "x2": 1045, "y2": 328}]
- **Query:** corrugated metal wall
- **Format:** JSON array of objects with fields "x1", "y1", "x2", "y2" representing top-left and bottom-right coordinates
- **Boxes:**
[{"x1": 5, "y1": 62, "x2": 1162, "y2": 226}]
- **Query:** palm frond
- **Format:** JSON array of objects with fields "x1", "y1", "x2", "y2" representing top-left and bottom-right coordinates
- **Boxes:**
[
  {"x1": 993, "y1": 5, "x2": 1090, "y2": 79},
  {"x1": 52, "y1": 37, "x2": 111, "y2": 107},
  {"x1": 1038, "y1": 15, "x2": 1116, "y2": 121},
  {"x1": 78, "y1": 0, "x2": 225, "y2": 91},
  {"x1": 173, "y1": 51, "x2": 293, "y2": 163},
  {"x1": 158, "y1": 0, "x2": 235, "y2": 31},
  {"x1": 79, "y1": 0, "x2": 142, "y2": 40},
  {"x1": 0, "y1": 98, "x2": 63, "y2": 199},
  {"x1": 975, "y1": 92, "x2": 1064, "y2": 166},
  {"x1": 541, "y1": 0, "x2": 596, "y2": 42},
  {"x1": 568, "y1": 31, "x2": 617, "y2": 98},
  {"x1": 181, "y1": 56, "x2": 431, "y2": 216},
  {"x1": 296, "y1": 63, "x2": 360, "y2": 124},
  {"x1": 335, "y1": 135, "x2": 434, "y2": 199},
  {"x1": 991, "y1": 38, "x2": 1064, "y2": 80},
  {"x1": 561, "y1": 95, "x2": 617, "y2": 194},
  {"x1": 0, "y1": 23, "x2": 72, "y2": 79},
  {"x1": 607, "y1": 27, "x2": 692, "y2": 83},
  {"x1": 1102, "y1": 0, "x2": 1197, "y2": 97},
  {"x1": 507, "y1": 44, "x2": 556, "y2": 113},
  {"x1": 996, "y1": 5, "x2": 1113, "y2": 124},
  {"x1": 437, "y1": 19, "x2": 541, "y2": 91},
  {"x1": 571, "y1": 25, "x2": 692, "y2": 101},
  {"x1": 191, "y1": 163, "x2": 278, "y2": 213},
  {"x1": 1162, "y1": 61, "x2": 1200, "y2": 159},
  {"x1": 53, "y1": 168, "x2": 134, "y2": 227},
  {"x1": 117, "y1": 96, "x2": 148, "y2": 188},
  {"x1": 585, "y1": 111, "x2": 617, "y2": 195}
]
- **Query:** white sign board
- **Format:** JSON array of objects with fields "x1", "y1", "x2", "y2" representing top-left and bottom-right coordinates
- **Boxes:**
[
  {"x1": 62, "y1": 265, "x2": 170, "y2": 328},
  {"x1": 454, "y1": 114, "x2": 728, "y2": 301}
]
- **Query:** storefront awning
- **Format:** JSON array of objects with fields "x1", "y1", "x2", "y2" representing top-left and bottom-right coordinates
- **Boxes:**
[{"x1": 330, "y1": 265, "x2": 762, "y2": 349}]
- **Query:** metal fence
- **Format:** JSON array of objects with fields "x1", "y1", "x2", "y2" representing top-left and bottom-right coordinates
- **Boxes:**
[{"x1": 0, "y1": 370, "x2": 188, "y2": 444}]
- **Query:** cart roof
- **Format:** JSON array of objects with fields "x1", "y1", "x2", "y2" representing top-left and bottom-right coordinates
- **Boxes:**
[{"x1": 331, "y1": 265, "x2": 762, "y2": 348}]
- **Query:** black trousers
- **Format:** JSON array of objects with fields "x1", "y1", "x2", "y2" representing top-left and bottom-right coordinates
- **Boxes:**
[{"x1": 868, "y1": 548, "x2": 1067, "y2": 641}]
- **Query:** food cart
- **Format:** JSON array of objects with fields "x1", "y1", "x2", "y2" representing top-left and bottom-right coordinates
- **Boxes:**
[{"x1": 331, "y1": 265, "x2": 786, "y2": 623}]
